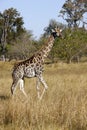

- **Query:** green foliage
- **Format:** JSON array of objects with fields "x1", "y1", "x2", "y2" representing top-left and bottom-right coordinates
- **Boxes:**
[
  {"x1": 0, "y1": 8, "x2": 25, "y2": 55},
  {"x1": 50, "y1": 28, "x2": 87, "y2": 63}
]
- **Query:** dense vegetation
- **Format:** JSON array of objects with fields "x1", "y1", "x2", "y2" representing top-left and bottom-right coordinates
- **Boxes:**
[{"x1": 0, "y1": 0, "x2": 87, "y2": 63}]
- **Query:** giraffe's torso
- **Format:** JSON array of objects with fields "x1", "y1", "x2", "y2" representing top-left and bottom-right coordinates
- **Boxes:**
[{"x1": 12, "y1": 53, "x2": 44, "y2": 80}]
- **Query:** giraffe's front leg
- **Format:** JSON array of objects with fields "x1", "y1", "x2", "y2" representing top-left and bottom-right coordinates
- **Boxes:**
[
  {"x1": 11, "y1": 79, "x2": 19, "y2": 95},
  {"x1": 37, "y1": 75, "x2": 48, "y2": 100},
  {"x1": 40, "y1": 76, "x2": 48, "y2": 100},
  {"x1": 36, "y1": 78, "x2": 41, "y2": 99},
  {"x1": 19, "y1": 79, "x2": 27, "y2": 98}
]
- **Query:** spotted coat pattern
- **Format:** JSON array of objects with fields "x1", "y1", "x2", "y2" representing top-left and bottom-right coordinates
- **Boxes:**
[{"x1": 11, "y1": 28, "x2": 62, "y2": 99}]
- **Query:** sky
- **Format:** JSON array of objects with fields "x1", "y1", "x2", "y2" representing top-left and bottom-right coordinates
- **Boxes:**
[{"x1": 0, "y1": 0, "x2": 66, "y2": 39}]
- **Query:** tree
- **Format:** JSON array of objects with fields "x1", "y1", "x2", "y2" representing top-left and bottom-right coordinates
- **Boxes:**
[
  {"x1": 8, "y1": 31, "x2": 37, "y2": 60},
  {"x1": 57, "y1": 0, "x2": 87, "y2": 63},
  {"x1": 59, "y1": 0, "x2": 87, "y2": 28},
  {"x1": 0, "y1": 8, "x2": 25, "y2": 55},
  {"x1": 52, "y1": 28, "x2": 87, "y2": 63}
]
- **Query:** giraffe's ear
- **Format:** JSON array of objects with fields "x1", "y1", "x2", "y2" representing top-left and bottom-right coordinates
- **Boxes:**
[
  {"x1": 55, "y1": 27, "x2": 63, "y2": 32},
  {"x1": 51, "y1": 29, "x2": 55, "y2": 33}
]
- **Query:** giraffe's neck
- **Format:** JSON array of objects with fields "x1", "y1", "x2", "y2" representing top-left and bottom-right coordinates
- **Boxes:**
[{"x1": 39, "y1": 36, "x2": 55, "y2": 59}]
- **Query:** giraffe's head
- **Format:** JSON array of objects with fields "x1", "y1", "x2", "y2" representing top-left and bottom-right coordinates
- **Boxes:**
[{"x1": 51, "y1": 28, "x2": 62, "y2": 39}]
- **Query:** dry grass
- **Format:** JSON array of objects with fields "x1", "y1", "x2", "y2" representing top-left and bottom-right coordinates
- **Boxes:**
[{"x1": 0, "y1": 61, "x2": 87, "y2": 130}]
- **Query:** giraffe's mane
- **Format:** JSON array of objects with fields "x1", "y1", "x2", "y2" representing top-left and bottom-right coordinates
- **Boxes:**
[{"x1": 13, "y1": 35, "x2": 54, "y2": 69}]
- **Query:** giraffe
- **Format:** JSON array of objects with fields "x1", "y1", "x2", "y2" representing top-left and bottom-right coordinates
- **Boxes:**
[{"x1": 11, "y1": 28, "x2": 62, "y2": 100}]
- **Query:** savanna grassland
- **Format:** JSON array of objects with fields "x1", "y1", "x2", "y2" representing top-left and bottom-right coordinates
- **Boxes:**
[{"x1": 0, "y1": 61, "x2": 87, "y2": 130}]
